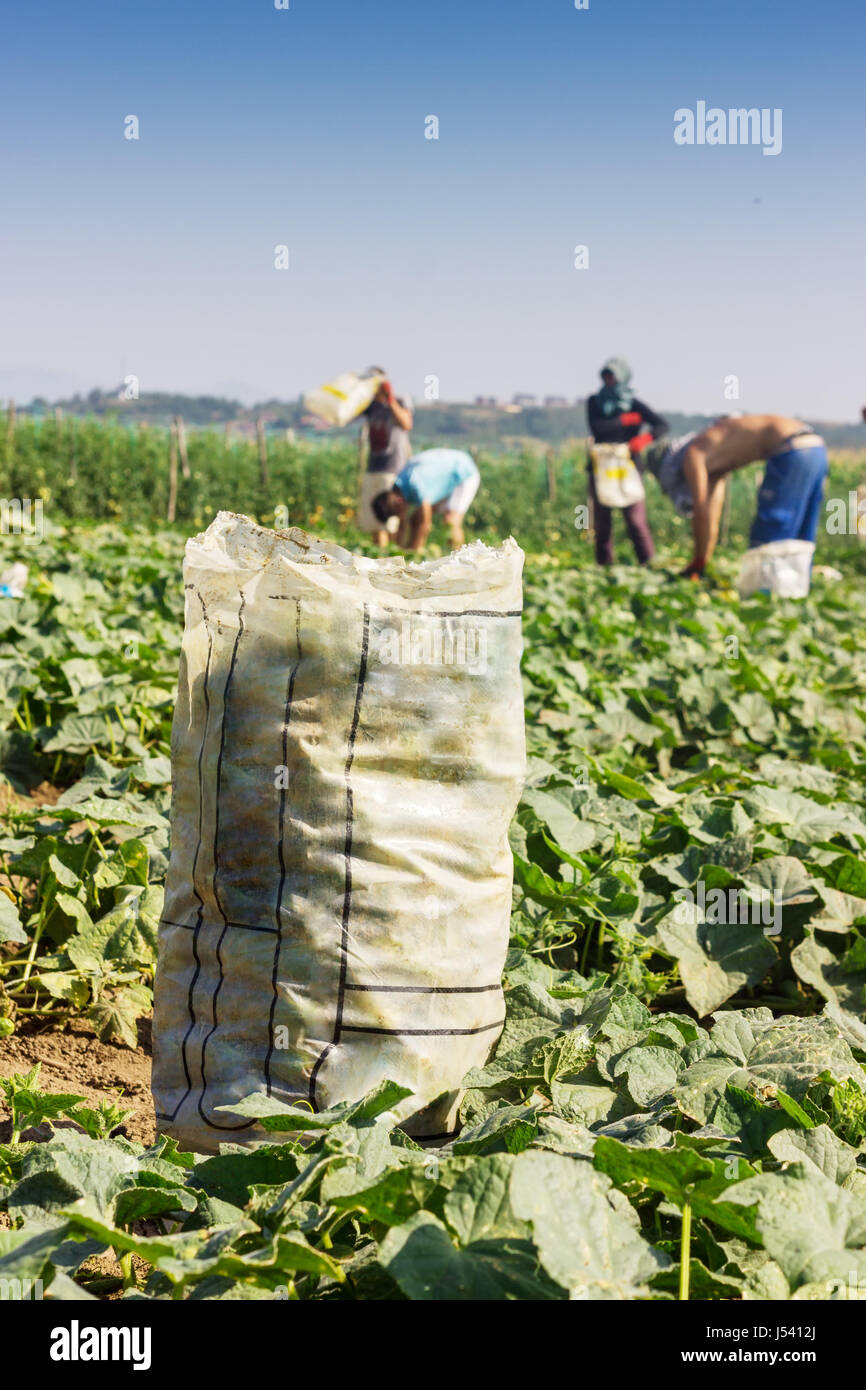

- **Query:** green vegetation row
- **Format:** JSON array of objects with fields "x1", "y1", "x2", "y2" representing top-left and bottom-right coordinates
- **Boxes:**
[
  {"x1": 1, "y1": 527, "x2": 866, "y2": 1299},
  {"x1": 3, "y1": 413, "x2": 866, "y2": 565}
]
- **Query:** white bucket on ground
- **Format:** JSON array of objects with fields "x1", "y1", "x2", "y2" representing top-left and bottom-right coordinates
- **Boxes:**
[{"x1": 737, "y1": 539, "x2": 815, "y2": 598}]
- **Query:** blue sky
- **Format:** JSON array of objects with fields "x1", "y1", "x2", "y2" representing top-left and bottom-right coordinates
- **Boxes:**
[{"x1": 1, "y1": 0, "x2": 864, "y2": 418}]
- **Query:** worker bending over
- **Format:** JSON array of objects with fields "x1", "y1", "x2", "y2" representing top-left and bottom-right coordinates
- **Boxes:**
[
  {"x1": 372, "y1": 448, "x2": 480, "y2": 553},
  {"x1": 642, "y1": 415, "x2": 828, "y2": 577}
]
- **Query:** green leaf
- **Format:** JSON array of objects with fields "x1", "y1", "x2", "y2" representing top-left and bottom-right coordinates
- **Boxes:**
[
  {"x1": 67, "y1": 889, "x2": 160, "y2": 973},
  {"x1": 219, "y1": 1079, "x2": 413, "y2": 1132},
  {"x1": 520, "y1": 789, "x2": 597, "y2": 857},
  {"x1": 509, "y1": 1150, "x2": 670, "y2": 1297},
  {"x1": 452, "y1": 1104, "x2": 543, "y2": 1156},
  {"x1": 656, "y1": 907, "x2": 776, "y2": 1016},
  {"x1": 9, "y1": 1131, "x2": 138, "y2": 1223},
  {"x1": 378, "y1": 1210, "x2": 563, "y2": 1301},
  {"x1": 87, "y1": 983, "x2": 151, "y2": 1049},
  {"x1": 593, "y1": 1135, "x2": 760, "y2": 1242},
  {"x1": 744, "y1": 785, "x2": 866, "y2": 847},
  {"x1": 792, "y1": 935, "x2": 866, "y2": 1015},
  {"x1": 767, "y1": 1125, "x2": 858, "y2": 1184},
  {"x1": 0, "y1": 891, "x2": 25, "y2": 945},
  {"x1": 675, "y1": 1013, "x2": 864, "y2": 1126},
  {"x1": 329, "y1": 1160, "x2": 440, "y2": 1228},
  {"x1": 443, "y1": 1155, "x2": 529, "y2": 1244},
  {"x1": 726, "y1": 1165, "x2": 866, "y2": 1290}
]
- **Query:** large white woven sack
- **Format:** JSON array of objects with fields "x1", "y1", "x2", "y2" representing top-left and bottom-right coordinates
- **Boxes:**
[{"x1": 152, "y1": 513, "x2": 525, "y2": 1153}]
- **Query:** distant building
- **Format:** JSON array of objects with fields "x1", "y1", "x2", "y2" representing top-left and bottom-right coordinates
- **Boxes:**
[
  {"x1": 543, "y1": 396, "x2": 570, "y2": 408},
  {"x1": 512, "y1": 393, "x2": 538, "y2": 407},
  {"x1": 474, "y1": 395, "x2": 499, "y2": 407}
]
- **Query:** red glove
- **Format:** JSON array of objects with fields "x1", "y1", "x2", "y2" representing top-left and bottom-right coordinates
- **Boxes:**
[
  {"x1": 680, "y1": 556, "x2": 706, "y2": 580},
  {"x1": 380, "y1": 380, "x2": 394, "y2": 403},
  {"x1": 620, "y1": 411, "x2": 642, "y2": 427},
  {"x1": 628, "y1": 431, "x2": 654, "y2": 456}
]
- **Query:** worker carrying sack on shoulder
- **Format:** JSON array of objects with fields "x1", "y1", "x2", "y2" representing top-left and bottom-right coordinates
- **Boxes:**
[
  {"x1": 590, "y1": 442, "x2": 646, "y2": 509},
  {"x1": 152, "y1": 513, "x2": 526, "y2": 1154},
  {"x1": 304, "y1": 370, "x2": 384, "y2": 427}
]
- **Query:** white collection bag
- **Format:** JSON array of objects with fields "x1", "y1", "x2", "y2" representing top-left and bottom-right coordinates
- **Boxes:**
[
  {"x1": 737, "y1": 539, "x2": 815, "y2": 598},
  {"x1": 590, "y1": 443, "x2": 646, "y2": 509},
  {"x1": 152, "y1": 514, "x2": 526, "y2": 1153},
  {"x1": 303, "y1": 371, "x2": 383, "y2": 428}
]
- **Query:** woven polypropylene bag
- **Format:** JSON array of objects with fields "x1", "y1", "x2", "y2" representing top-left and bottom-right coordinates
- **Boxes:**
[{"x1": 152, "y1": 513, "x2": 526, "y2": 1152}]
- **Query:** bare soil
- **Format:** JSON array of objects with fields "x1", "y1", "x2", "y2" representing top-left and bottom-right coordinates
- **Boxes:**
[
  {"x1": 0, "y1": 1016, "x2": 155, "y2": 1146},
  {"x1": 0, "y1": 780, "x2": 62, "y2": 814},
  {"x1": 1, "y1": 1019, "x2": 161, "y2": 1297}
]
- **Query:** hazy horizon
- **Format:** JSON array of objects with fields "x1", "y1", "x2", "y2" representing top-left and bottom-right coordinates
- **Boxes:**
[{"x1": 2, "y1": 370, "x2": 865, "y2": 431}]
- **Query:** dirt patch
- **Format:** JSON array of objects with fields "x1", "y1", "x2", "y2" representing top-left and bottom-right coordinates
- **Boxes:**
[
  {"x1": 75, "y1": 1251, "x2": 153, "y2": 1300},
  {"x1": 0, "y1": 781, "x2": 61, "y2": 814},
  {"x1": 0, "y1": 1017, "x2": 155, "y2": 1146}
]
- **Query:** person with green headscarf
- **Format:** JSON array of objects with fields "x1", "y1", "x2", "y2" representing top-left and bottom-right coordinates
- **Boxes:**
[{"x1": 586, "y1": 359, "x2": 668, "y2": 566}]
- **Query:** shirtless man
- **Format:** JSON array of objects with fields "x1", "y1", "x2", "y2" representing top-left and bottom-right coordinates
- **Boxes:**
[{"x1": 643, "y1": 415, "x2": 829, "y2": 578}]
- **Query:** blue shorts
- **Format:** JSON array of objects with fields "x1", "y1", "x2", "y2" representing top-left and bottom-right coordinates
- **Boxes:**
[{"x1": 749, "y1": 436, "x2": 829, "y2": 547}]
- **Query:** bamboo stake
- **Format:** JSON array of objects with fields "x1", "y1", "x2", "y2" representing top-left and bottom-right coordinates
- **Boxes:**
[
  {"x1": 167, "y1": 422, "x2": 178, "y2": 523},
  {"x1": 356, "y1": 418, "x2": 369, "y2": 495},
  {"x1": 257, "y1": 417, "x2": 269, "y2": 490},
  {"x1": 720, "y1": 476, "x2": 732, "y2": 548},
  {"x1": 175, "y1": 414, "x2": 190, "y2": 478},
  {"x1": 6, "y1": 399, "x2": 15, "y2": 468},
  {"x1": 546, "y1": 447, "x2": 557, "y2": 503},
  {"x1": 52, "y1": 406, "x2": 67, "y2": 485}
]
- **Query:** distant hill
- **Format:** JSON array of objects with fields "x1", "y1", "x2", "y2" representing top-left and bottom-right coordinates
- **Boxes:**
[{"x1": 14, "y1": 388, "x2": 866, "y2": 452}]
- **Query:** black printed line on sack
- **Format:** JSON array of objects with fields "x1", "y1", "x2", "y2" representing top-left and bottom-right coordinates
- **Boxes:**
[
  {"x1": 372, "y1": 607, "x2": 522, "y2": 619},
  {"x1": 342, "y1": 1021, "x2": 506, "y2": 1037},
  {"x1": 264, "y1": 597, "x2": 303, "y2": 1097},
  {"x1": 267, "y1": 598, "x2": 522, "y2": 620},
  {"x1": 157, "y1": 589, "x2": 213, "y2": 1125},
  {"x1": 160, "y1": 917, "x2": 279, "y2": 935},
  {"x1": 307, "y1": 603, "x2": 370, "y2": 1111},
  {"x1": 344, "y1": 982, "x2": 501, "y2": 994},
  {"x1": 198, "y1": 592, "x2": 257, "y2": 1132}
]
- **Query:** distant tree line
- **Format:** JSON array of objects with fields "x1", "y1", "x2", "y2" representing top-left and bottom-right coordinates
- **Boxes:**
[{"x1": 16, "y1": 389, "x2": 866, "y2": 450}]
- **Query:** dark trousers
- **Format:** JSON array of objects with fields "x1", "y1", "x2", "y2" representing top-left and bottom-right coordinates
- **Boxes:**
[{"x1": 587, "y1": 467, "x2": 655, "y2": 566}]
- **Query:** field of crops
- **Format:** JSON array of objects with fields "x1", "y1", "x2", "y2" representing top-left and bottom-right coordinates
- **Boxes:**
[
  {"x1": 7, "y1": 411, "x2": 866, "y2": 569},
  {"x1": 1, "y1": 454, "x2": 866, "y2": 1301}
]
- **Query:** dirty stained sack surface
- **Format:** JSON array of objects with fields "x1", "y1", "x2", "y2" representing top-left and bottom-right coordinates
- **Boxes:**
[{"x1": 151, "y1": 513, "x2": 526, "y2": 1153}]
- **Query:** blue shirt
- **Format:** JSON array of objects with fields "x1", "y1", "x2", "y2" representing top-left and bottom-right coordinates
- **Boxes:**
[{"x1": 395, "y1": 449, "x2": 478, "y2": 507}]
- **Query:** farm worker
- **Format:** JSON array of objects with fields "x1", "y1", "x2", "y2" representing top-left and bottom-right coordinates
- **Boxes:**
[
  {"x1": 586, "y1": 358, "x2": 668, "y2": 566},
  {"x1": 372, "y1": 448, "x2": 480, "y2": 553},
  {"x1": 358, "y1": 368, "x2": 414, "y2": 546},
  {"x1": 641, "y1": 414, "x2": 829, "y2": 577}
]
